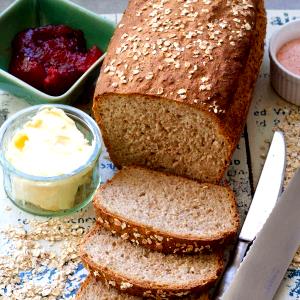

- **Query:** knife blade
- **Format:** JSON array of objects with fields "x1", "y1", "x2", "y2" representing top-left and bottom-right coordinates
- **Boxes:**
[
  {"x1": 214, "y1": 131, "x2": 286, "y2": 299},
  {"x1": 222, "y1": 168, "x2": 300, "y2": 300}
]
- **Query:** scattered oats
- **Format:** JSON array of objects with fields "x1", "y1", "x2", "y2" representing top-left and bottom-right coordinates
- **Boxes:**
[
  {"x1": 275, "y1": 110, "x2": 300, "y2": 187},
  {"x1": 103, "y1": 66, "x2": 110, "y2": 73},
  {"x1": 145, "y1": 72, "x2": 154, "y2": 80},
  {"x1": 118, "y1": 23, "x2": 124, "y2": 28},
  {"x1": 219, "y1": 22, "x2": 228, "y2": 29},
  {"x1": 165, "y1": 8, "x2": 172, "y2": 15},
  {"x1": 273, "y1": 109, "x2": 300, "y2": 266},
  {"x1": 121, "y1": 233, "x2": 129, "y2": 240},
  {"x1": 121, "y1": 33, "x2": 129, "y2": 39},
  {"x1": 120, "y1": 282, "x2": 133, "y2": 290},
  {"x1": 244, "y1": 23, "x2": 252, "y2": 30},
  {"x1": 184, "y1": 62, "x2": 191, "y2": 68},
  {"x1": 155, "y1": 235, "x2": 164, "y2": 242},
  {"x1": 108, "y1": 280, "x2": 116, "y2": 287},
  {"x1": 199, "y1": 83, "x2": 212, "y2": 91},
  {"x1": 41, "y1": 288, "x2": 52, "y2": 297},
  {"x1": 181, "y1": 8, "x2": 189, "y2": 16},
  {"x1": 164, "y1": 57, "x2": 174, "y2": 63},
  {"x1": 186, "y1": 31, "x2": 196, "y2": 39},
  {"x1": 157, "y1": 87, "x2": 164, "y2": 95},
  {"x1": 132, "y1": 69, "x2": 140, "y2": 75},
  {"x1": 111, "y1": 82, "x2": 118, "y2": 88},
  {"x1": 177, "y1": 88, "x2": 187, "y2": 95},
  {"x1": 0, "y1": 217, "x2": 87, "y2": 298}
]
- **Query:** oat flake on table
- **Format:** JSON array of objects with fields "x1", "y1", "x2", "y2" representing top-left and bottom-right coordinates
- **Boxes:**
[
  {"x1": 276, "y1": 109, "x2": 300, "y2": 267},
  {"x1": 0, "y1": 218, "x2": 87, "y2": 300}
]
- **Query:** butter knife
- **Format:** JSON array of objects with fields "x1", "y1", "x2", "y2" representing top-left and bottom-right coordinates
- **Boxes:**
[
  {"x1": 214, "y1": 131, "x2": 286, "y2": 299},
  {"x1": 222, "y1": 168, "x2": 300, "y2": 300}
]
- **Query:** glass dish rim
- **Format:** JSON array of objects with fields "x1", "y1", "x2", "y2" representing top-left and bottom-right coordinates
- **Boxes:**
[{"x1": 0, "y1": 104, "x2": 102, "y2": 182}]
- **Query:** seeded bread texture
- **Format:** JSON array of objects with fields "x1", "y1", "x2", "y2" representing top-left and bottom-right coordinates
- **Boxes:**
[
  {"x1": 76, "y1": 275, "x2": 210, "y2": 300},
  {"x1": 76, "y1": 275, "x2": 140, "y2": 300},
  {"x1": 93, "y1": 0, "x2": 266, "y2": 183},
  {"x1": 80, "y1": 225, "x2": 223, "y2": 298},
  {"x1": 94, "y1": 166, "x2": 239, "y2": 254}
]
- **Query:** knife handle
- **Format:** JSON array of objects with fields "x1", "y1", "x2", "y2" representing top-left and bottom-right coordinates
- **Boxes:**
[{"x1": 214, "y1": 240, "x2": 249, "y2": 299}]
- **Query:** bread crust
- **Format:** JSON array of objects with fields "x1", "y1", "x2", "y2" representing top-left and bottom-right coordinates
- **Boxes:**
[
  {"x1": 75, "y1": 275, "x2": 92, "y2": 300},
  {"x1": 76, "y1": 275, "x2": 211, "y2": 300},
  {"x1": 93, "y1": 166, "x2": 240, "y2": 254},
  {"x1": 92, "y1": 0, "x2": 266, "y2": 183},
  {"x1": 79, "y1": 225, "x2": 223, "y2": 299}
]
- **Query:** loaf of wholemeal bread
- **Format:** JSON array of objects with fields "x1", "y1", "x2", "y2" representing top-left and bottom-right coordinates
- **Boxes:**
[
  {"x1": 94, "y1": 166, "x2": 239, "y2": 254},
  {"x1": 76, "y1": 275, "x2": 210, "y2": 300},
  {"x1": 93, "y1": 0, "x2": 266, "y2": 183},
  {"x1": 80, "y1": 225, "x2": 223, "y2": 298}
]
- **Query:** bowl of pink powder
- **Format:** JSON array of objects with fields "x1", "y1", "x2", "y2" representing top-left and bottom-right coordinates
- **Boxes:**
[{"x1": 269, "y1": 19, "x2": 300, "y2": 106}]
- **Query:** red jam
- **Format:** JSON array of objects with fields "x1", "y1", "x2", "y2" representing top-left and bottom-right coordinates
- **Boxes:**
[{"x1": 9, "y1": 25, "x2": 102, "y2": 96}]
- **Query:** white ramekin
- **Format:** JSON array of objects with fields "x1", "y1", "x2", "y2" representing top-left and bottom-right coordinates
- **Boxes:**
[{"x1": 269, "y1": 20, "x2": 300, "y2": 106}]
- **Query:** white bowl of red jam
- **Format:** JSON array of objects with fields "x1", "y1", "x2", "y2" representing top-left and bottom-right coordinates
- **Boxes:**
[
  {"x1": 0, "y1": 0, "x2": 115, "y2": 104},
  {"x1": 269, "y1": 19, "x2": 300, "y2": 106}
]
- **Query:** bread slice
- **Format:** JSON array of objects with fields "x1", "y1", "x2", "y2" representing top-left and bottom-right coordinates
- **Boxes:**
[
  {"x1": 79, "y1": 225, "x2": 223, "y2": 298},
  {"x1": 76, "y1": 275, "x2": 210, "y2": 300},
  {"x1": 94, "y1": 167, "x2": 239, "y2": 254}
]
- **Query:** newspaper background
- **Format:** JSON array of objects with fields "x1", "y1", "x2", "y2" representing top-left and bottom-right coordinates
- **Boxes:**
[{"x1": 0, "y1": 10, "x2": 299, "y2": 299}]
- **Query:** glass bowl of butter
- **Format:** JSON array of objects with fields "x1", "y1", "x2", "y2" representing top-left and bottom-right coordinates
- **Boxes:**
[{"x1": 0, "y1": 104, "x2": 101, "y2": 216}]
